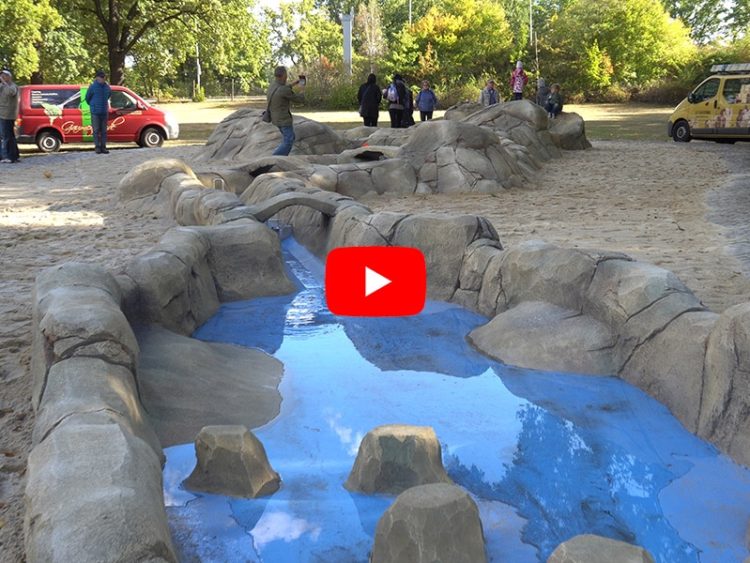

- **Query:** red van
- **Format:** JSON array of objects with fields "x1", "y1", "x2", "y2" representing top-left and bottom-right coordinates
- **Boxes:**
[{"x1": 15, "y1": 84, "x2": 179, "y2": 152}]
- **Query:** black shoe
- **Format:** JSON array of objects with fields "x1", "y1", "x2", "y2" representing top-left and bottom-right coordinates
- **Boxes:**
[
  {"x1": 10, "y1": 159, "x2": 20, "y2": 164},
  {"x1": 101, "y1": 149, "x2": 110, "y2": 154},
  {"x1": 95, "y1": 149, "x2": 101, "y2": 154}
]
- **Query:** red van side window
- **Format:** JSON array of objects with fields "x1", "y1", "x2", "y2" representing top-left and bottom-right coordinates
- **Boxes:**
[{"x1": 30, "y1": 89, "x2": 80, "y2": 109}]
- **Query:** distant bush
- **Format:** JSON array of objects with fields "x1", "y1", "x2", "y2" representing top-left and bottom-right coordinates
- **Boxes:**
[{"x1": 192, "y1": 86, "x2": 206, "y2": 102}]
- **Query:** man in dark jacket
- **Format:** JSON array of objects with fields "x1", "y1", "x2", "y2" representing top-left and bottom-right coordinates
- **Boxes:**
[
  {"x1": 357, "y1": 73, "x2": 382, "y2": 127},
  {"x1": 267, "y1": 66, "x2": 305, "y2": 156},
  {"x1": 85, "y1": 70, "x2": 112, "y2": 154}
]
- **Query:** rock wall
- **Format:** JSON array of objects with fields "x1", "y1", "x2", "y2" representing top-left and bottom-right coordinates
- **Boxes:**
[
  {"x1": 27, "y1": 161, "x2": 298, "y2": 561},
  {"x1": 27, "y1": 263, "x2": 177, "y2": 562}
]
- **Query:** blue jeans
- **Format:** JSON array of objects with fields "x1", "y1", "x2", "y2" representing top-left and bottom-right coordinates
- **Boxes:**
[
  {"x1": 272, "y1": 125, "x2": 295, "y2": 156},
  {"x1": 0, "y1": 119, "x2": 19, "y2": 162},
  {"x1": 91, "y1": 113, "x2": 108, "y2": 151}
]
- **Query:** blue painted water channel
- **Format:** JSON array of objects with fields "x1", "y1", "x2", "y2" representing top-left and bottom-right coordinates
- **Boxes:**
[{"x1": 163, "y1": 239, "x2": 750, "y2": 562}]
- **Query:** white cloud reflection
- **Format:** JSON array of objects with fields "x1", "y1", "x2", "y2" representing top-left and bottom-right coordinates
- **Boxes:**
[{"x1": 251, "y1": 511, "x2": 322, "y2": 550}]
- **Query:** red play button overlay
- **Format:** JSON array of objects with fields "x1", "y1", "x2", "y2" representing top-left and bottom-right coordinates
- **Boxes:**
[{"x1": 325, "y1": 247, "x2": 426, "y2": 317}]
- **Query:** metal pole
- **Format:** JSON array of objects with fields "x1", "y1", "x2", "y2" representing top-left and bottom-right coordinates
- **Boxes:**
[
  {"x1": 529, "y1": 0, "x2": 533, "y2": 46},
  {"x1": 342, "y1": 10, "x2": 353, "y2": 76},
  {"x1": 409, "y1": 0, "x2": 412, "y2": 26}
]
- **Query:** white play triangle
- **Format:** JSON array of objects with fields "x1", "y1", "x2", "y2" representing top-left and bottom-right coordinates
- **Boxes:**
[{"x1": 365, "y1": 266, "x2": 391, "y2": 297}]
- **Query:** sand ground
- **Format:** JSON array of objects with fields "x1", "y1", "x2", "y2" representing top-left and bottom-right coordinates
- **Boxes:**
[{"x1": 1, "y1": 138, "x2": 749, "y2": 561}]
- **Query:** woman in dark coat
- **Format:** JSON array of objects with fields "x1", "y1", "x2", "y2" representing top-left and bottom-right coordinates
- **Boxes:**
[{"x1": 357, "y1": 73, "x2": 382, "y2": 127}]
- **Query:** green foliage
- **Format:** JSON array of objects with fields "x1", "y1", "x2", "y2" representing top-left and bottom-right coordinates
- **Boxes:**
[
  {"x1": 541, "y1": 0, "x2": 696, "y2": 97},
  {"x1": 381, "y1": 0, "x2": 514, "y2": 87},
  {"x1": 0, "y1": 0, "x2": 62, "y2": 81},
  {"x1": 661, "y1": 0, "x2": 726, "y2": 43},
  {"x1": 193, "y1": 85, "x2": 206, "y2": 102}
]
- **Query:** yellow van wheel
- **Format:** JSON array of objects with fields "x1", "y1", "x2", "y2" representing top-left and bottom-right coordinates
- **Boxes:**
[{"x1": 672, "y1": 120, "x2": 691, "y2": 143}]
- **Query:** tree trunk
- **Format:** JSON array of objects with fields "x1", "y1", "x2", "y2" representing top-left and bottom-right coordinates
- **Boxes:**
[{"x1": 109, "y1": 50, "x2": 126, "y2": 85}]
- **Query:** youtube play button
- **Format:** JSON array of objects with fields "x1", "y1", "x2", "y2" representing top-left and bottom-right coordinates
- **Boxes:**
[{"x1": 325, "y1": 247, "x2": 426, "y2": 317}]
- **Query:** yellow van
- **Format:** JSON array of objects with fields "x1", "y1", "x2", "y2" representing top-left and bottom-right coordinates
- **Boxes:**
[{"x1": 668, "y1": 63, "x2": 750, "y2": 143}]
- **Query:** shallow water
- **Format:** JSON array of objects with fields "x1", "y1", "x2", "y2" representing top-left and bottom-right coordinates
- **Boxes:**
[{"x1": 163, "y1": 239, "x2": 750, "y2": 562}]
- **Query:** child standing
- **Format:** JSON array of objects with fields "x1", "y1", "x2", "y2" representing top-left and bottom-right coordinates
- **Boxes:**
[
  {"x1": 510, "y1": 61, "x2": 528, "y2": 100},
  {"x1": 415, "y1": 80, "x2": 438, "y2": 121},
  {"x1": 545, "y1": 83, "x2": 563, "y2": 119}
]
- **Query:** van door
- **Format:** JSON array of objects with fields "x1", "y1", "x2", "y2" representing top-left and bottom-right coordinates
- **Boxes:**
[
  {"x1": 108, "y1": 89, "x2": 142, "y2": 142},
  {"x1": 719, "y1": 76, "x2": 750, "y2": 136},
  {"x1": 28, "y1": 87, "x2": 83, "y2": 142},
  {"x1": 688, "y1": 78, "x2": 721, "y2": 137}
]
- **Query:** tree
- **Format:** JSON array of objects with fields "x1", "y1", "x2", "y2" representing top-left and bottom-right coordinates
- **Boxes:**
[
  {"x1": 386, "y1": 0, "x2": 513, "y2": 84},
  {"x1": 355, "y1": 0, "x2": 385, "y2": 72},
  {"x1": 543, "y1": 0, "x2": 695, "y2": 94},
  {"x1": 728, "y1": 0, "x2": 750, "y2": 39},
  {"x1": 661, "y1": 0, "x2": 727, "y2": 43},
  {"x1": 55, "y1": 0, "x2": 224, "y2": 84},
  {"x1": 265, "y1": 0, "x2": 342, "y2": 68},
  {"x1": 0, "y1": 0, "x2": 62, "y2": 81}
]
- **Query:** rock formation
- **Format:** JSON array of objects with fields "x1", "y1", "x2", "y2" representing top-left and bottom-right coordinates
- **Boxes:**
[
  {"x1": 547, "y1": 534, "x2": 654, "y2": 563},
  {"x1": 370, "y1": 483, "x2": 486, "y2": 563},
  {"x1": 185, "y1": 425, "x2": 280, "y2": 498},
  {"x1": 345, "y1": 425, "x2": 452, "y2": 494}
]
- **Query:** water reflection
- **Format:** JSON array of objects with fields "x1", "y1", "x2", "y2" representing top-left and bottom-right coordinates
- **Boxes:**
[{"x1": 164, "y1": 239, "x2": 750, "y2": 563}]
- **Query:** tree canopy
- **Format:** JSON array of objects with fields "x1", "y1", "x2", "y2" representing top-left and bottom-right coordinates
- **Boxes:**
[{"x1": 0, "y1": 0, "x2": 746, "y2": 101}]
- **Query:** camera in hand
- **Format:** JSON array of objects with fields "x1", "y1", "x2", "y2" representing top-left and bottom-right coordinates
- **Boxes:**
[{"x1": 298, "y1": 75, "x2": 306, "y2": 86}]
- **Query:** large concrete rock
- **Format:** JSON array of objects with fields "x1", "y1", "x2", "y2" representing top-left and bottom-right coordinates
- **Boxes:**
[
  {"x1": 468, "y1": 301, "x2": 616, "y2": 375},
  {"x1": 399, "y1": 120, "x2": 531, "y2": 192},
  {"x1": 191, "y1": 220, "x2": 296, "y2": 301},
  {"x1": 370, "y1": 483, "x2": 486, "y2": 563},
  {"x1": 547, "y1": 534, "x2": 654, "y2": 563},
  {"x1": 699, "y1": 303, "x2": 750, "y2": 465},
  {"x1": 137, "y1": 325, "x2": 283, "y2": 447},
  {"x1": 25, "y1": 413, "x2": 176, "y2": 562},
  {"x1": 443, "y1": 101, "x2": 484, "y2": 121},
  {"x1": 460, "y1": 100, "x2": 563, "y2": 161},
  {"x1": 345, "y1": 425, "x2": 452, "y2": 494},
  {"x1": 118, "y1": 158, "x2": 196, "y2": 202},
  {"x1": 32, "y1": 264, "x2": 138, "y2": 410},
  {"x1": 122, "y1": 236, "x2": 219, "y2": 335},
  {"x1": 621, "y1": 311, "x2": 717, "y2": 432},
  {"x1": 548, "y1": 112, "x2": 592, "y2": 150},
  {"x1": 200, "y1": 108, "x2": 347, "y2": 161},
  {"x1": 33, "y1": 357, "x2": 162, "y2": 457},
  {"x1": 391, "y1": 214, "x2": 499, "y2": 301},
  {"x1": 185, "y1": 425, "x2": 280, "y2": 498},
  {"x1": 499, "y1": 241, "x2": 628, "y2": 312}
]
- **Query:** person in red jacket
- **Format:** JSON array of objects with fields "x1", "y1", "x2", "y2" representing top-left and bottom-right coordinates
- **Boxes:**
[{"x1": 510, "y1": 61, "x2": 528, "y2": 101}]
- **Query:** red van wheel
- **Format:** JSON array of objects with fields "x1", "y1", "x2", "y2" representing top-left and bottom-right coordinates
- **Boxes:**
[
  {"x1": 140, "y1": 127, "x2": 165, "y2": 148},
  {"x1": 37, "y1": 131, "x2": 62, "y2": 153}
]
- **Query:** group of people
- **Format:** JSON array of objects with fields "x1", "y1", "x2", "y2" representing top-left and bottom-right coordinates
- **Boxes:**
[
  {"x1": 357, "y1": 74, "x2": 439, "y2": 129},
  {"x1": 264, "y1": 62, "x2": 565, "y2": 157},
  {"x1": 479, "y1": 61, "x2": 564, "y2": 118}
]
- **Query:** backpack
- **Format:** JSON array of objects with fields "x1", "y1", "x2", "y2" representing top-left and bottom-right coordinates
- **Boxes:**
[{"x1": 386, "y1": 83, "x2": 399, "y2": 103}]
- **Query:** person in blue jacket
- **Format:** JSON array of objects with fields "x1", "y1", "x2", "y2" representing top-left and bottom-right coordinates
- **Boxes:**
[
  {"x1": 415, "y1": 80, "x2": 438, "y2": 121},
  {"x1": 85, "y1": 70, "x2": 112, "y2": 154}
]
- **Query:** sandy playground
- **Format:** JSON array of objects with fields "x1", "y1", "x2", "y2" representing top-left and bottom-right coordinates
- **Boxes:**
[{"x1": 1, "y1": 136, "x2": 750, "y2": 561}]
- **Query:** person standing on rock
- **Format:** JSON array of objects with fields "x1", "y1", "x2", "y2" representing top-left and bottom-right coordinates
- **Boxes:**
[
  {"x1": 510, "y1": 61, "x2": 528, "y2": 100},
  {"x1": 268, "y1": 66, "x2": 306, "y2": 156},
  {"x1": 357, "y1": 73, "x2": 382, "y2": 127},
  {"x1": 479, "y1": 80, "x2": 501, "y2": 106},
  {"x1": 0, "y1": 70, "x2": 20, "y2": 163},
  {"x1": 85, "y1": 70, "x2": 112, "y2": 154},
  {"x1": 536, "y1": 78, "x2": 550, "y2": 107}
]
